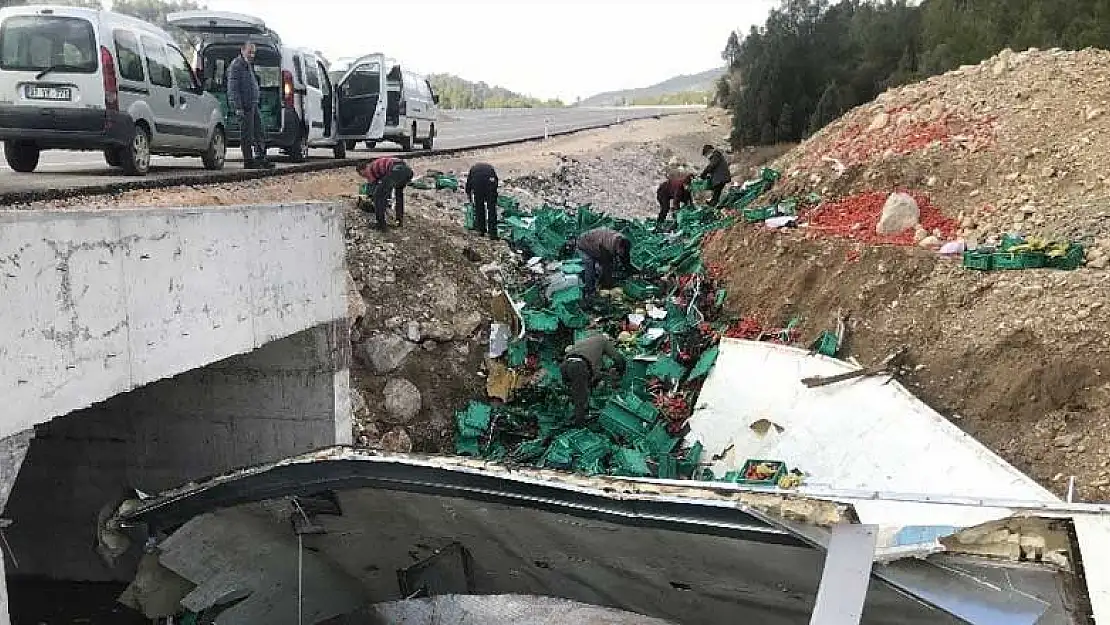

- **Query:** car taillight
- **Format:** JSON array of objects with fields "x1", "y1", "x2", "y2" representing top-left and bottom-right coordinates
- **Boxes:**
[
  {"x1": 399, "y1": 100, "x2": 407, "y2": 116},
  {"x1": 282, "y1": 69, "x2": 294, "y2": 108},
  {"x1": 100, "y1": 46, "x2": 119, "y2": 114}
]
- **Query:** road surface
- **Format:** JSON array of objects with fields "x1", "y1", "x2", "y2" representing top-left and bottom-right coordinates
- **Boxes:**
[{"x1": 0, "y1": 107, "x2": 697, "y2": 197}]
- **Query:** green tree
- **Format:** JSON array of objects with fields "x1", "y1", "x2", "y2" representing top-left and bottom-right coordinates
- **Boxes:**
[{"x1": 111, "y1": 0, "x2": 205, "y2": 50}]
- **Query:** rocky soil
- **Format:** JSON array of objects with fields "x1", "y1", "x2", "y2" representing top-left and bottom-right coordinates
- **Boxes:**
[
  {"x1": 705, "y1": 47, "x2": 1110, "y2": 501},
  {"x1": 22, "y1": 113, "x2": 718, "y2": 454}
]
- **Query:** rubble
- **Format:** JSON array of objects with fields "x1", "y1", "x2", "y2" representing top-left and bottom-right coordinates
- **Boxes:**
[
  {"x1": 383, "y1": 378, "x2": 422, "y2": 422},
  {"x1": 360, "y1": 334, "x2": 417, "y2": 374}
]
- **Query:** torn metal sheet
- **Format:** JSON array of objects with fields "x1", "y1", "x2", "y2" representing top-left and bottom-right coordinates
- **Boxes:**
[
  {"x1": 687, "y1": 340, "x2": 1058, "y2": 515},
  {"x1": 102, "y1": 448, "x2": 1105, "y2": 625}
]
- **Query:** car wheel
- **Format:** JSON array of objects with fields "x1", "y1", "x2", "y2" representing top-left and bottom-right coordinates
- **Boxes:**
[
  {"x1": 365, "y1": 141, "x2": 377, "y2": 150},
  {"x1": 289, "y1": 129, "x2": 309, "y2": 163},
  {"x1": 345, "y1": 140, "x2": 357, "y2": 150},
  {"x1": 104, "y1": 148, "x2": 122, "y2": 167},
  {"x1": 5, "y1": 141, "x2": 40, "y2": 173},
  {"x1": 422, "y1": 124, "x2": 435, "y2": 150},
  {"x1": 202, "y1": 127, "x2": 226, "y2": 170},
  {"x1": 121, "y1": 124, "x2": 151, "y2": 176},
  {"x1": 399, "y1": 124, "x2": 414, "y2": 151},
  {"x1": 333, "y1": 139, "x2": 346, "y2": 159}
]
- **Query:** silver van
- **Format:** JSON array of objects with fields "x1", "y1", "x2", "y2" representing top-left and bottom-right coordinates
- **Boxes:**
[{"x1": 0, "y1": 4, "x2": 226, "y2": 174}]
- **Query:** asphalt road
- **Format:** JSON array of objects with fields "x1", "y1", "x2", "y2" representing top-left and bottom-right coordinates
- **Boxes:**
[{"x1": 0, "y1": 107, "x2": 697, "y2": 198}]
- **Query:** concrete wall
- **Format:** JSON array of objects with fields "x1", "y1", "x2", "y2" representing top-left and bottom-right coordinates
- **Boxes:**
[
  {"x1": 0, "y1": 202, "x2": 349, "y2": 593},
  {"x1": 0, "y1": 202, "x2": 346, "y2": 441},
  {"x1": 3, "y1": 321, "x2": 352, "y2": 582}
]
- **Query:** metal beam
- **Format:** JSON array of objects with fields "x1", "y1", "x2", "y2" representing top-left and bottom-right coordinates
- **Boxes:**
[{"x1": 810, "y1": 524, "x2": 878, "y2": 625}]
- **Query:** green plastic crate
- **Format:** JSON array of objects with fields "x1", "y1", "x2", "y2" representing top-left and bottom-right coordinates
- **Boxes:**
[
  {"x1": 656, "y1": 454, "x2": 678, "y2": 479},
  {"x1": 561, "y1": 260, "x2": 585, "y2": 275},
  {"x1": 463, "y1": 203, "x2": 476, "y2": 229},
  {"x1": 1000, "y1": 234, "x2": 1024, "y2": 251},
  {"x1": 642, "y1": 421, "x2": 679, "y2": 456},
  {"x1": 435, "y1": 175, "x2": 459, "y2": 191},
  {"x1": 993, "y1": 250, "x2": 1045, "y2": 270},
  {"x1": 812, "y1": 331, "x2": 839, "y2": 357},
  {"x1": 513, "y1": 438, "x2": 548, "y2": 462},
  {"x1": 507, "y1": 340, "x2": 528, "y2": 367},
  {"x1": 1046, "y1": 244, "x2": 1085, "y2": 270},
  {"x1": 456, "y1": 401, "x2": 492, "y2": 436},
  {"x1": 737, "y1": 459, "x2": 788, "y2": 487},
  {"x1": 689, "y1": 178, "x2": 711, "y2": 193},
  {"x1": 497, "y1": 194, "x2": 520, "y2": 210},
  {"x1": 962, "y1": 249, "x2": 993, "y2": 271},
  {"x1": 677, "y1": 442, "x2": 704, "y2": 478},
  {"x1": 647, "y1": 356, "x2": 687, "y2": 383},
  {"x1": 555, "y1": 303, "x2": 589, "y2": 329},
  {"x1": 742, "y1": 206, "x2": 777, "y2": 223},
  {"x1": 523, "y1": 310, "x2": 560, "y2": 332},
  {"x1": 612, "y1": 448, "x2": 651, "y2": 477},
  {"x1": 687, "y1": 347, "x2": 719, "y2": 381},
  {"x1": 599, "y1": 397, "x2": 655, "y2": 443},
  {"x1": 622, "y1": 280, "x2": 660, "y2": 300},
  {"x1": 550, "y1": 285, "x2": 583, "y2": 307}
]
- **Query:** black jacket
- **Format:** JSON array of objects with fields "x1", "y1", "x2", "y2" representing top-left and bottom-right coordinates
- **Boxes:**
[
  {"x1": 466, "y1": 163, "x2": 498, "y2": 196},
  {"x1": 701, "y1": 149, "x2": 731, "y2": 186}
]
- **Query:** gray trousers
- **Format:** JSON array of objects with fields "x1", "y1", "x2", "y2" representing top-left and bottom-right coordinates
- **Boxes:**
[{"x1": 240, "y1": 107, "x2": 265, "y2": 162}]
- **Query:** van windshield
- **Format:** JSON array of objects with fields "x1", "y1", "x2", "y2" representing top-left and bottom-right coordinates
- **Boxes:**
[{"x1": 0, "y1": 15, "x2": 97, "y2": 73}]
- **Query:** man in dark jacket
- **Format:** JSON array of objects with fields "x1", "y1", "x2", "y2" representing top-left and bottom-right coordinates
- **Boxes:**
[
  {"x1": 575, "y1": 227, "x2": 632, "y2": 297},
  {"x1": 655, "y1": 172, "x2": 693, "y2": 229},
  {"x1": 227, "y1": 42, "x2": 272, "y2": 169},
  {"x1": 561, "y1": 333, "x2": 626, "y2": 424},
  {"x1": 465, "y1": 162, "x2": 499, "y2": 239},
  {"x1": 357, "y1": 157, "x2": 414, "y2": 230},
  {"x1": 699, "y1": 144, "x2": 730, "y2": 206}
]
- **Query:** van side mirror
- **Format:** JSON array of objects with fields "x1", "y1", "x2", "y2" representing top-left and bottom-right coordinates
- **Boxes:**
[{"x1": 432, "y1": 94, "x2": 440, "y2": 105}]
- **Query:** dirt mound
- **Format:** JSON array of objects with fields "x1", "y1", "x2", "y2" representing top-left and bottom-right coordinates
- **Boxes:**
[
  {"x1": 774, "y1": 47, "x2": 1110, "y2": 262},
  {"x1": 705, "y1": 48, "x2": 1110, "y2": 500}
]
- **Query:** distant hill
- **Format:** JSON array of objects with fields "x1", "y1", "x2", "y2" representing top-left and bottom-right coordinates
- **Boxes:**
[
  {"x1": 428, "y1": 74, "x2": 565, "y2": 110},
  {"x1": 579, "y1": 68, "x2": 724, "y2": 106}
]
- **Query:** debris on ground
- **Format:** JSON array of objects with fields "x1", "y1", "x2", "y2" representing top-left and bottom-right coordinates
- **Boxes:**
[{"x1": 452, "y1": 171, "x2": 805, "y2": 483}]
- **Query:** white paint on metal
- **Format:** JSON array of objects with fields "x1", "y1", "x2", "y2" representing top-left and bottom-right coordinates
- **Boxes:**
[
  {"x1": 1072, "y1": 514, "x2": 1110, "y2": 624},
  {"x1": 687, "y1": 340, "x2": 1058, "y2": 527},
  {"x1": 810, "y1": 524, "x2": 878, "y2": 625}
]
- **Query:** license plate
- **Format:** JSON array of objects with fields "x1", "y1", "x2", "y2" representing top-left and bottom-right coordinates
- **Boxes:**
[{"x1": 25, "y1": 85, "x2": 72, "y2": 101}]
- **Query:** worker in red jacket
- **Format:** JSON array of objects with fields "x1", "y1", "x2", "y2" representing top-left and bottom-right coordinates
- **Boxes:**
[
  {"x1": 356, "y1": 157, "x2": 414, "y2": 230},
  {"x1": 656, "y1": 172, "x2": 693, "y2": 229}
]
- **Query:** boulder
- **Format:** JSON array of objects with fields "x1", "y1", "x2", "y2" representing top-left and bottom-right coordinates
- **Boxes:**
[
  {"x1": 423, "y1": 321, "x2": 456, "y2": 343},
  {"x1": 383, "y1": 378, "x2": 422, "y2": 422},
  {"x1": 346, "y1": 271, "x2": 367, "y2": 328},
  {"x1": 406, "y1": 321, "x2": 423, "y2": 343},
  {"x1": 452, "y1": 311, "x2": 485, "y2": 339},
  {"x1": 360, "y1": 334, "x2": 416, "y2": 374},
  {"x1": 876, "y1": 192, "x2": 920, "y2": 235},
  {"x1": 351, "y1": 389, "x2": 370, "y2": 420},
  {"x1": 380, "y1": 427, "x2": 414, "y2": 453}
]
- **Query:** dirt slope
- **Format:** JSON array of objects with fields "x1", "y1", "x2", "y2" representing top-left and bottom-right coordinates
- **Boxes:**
[{"x1": 706, "y1": 47, "x2": 1110, "y2": 501}]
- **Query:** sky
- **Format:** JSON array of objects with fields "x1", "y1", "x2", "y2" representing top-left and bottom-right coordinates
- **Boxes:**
[{"x1": 162, "y1": 0, "x2": 777, "y2": 102}]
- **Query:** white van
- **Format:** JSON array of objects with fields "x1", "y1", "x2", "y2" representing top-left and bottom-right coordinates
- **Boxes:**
[
  {"x1": 328, "y1": 54, "x2": 439, "y2": 152},
  {"x1": 0, "y1": 5, "x2": 227, "y2": 174},
  {"x1": 167, "y1": 11, "x2": 352, "y2": 161}
]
